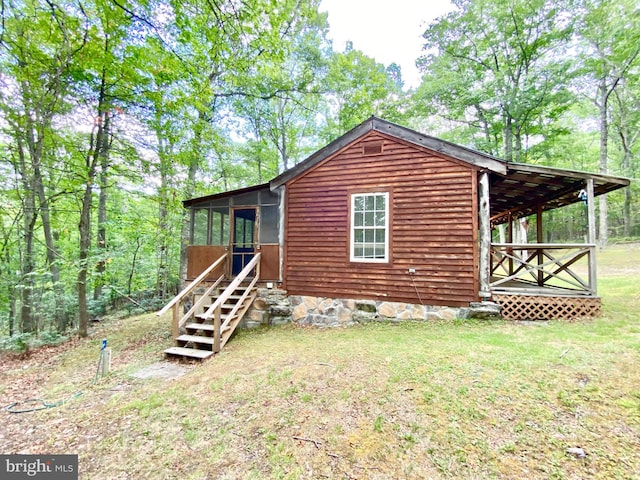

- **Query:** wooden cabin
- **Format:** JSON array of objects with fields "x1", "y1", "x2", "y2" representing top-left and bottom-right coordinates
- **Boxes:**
[{"x1": 160, "y1": 117, "x2": 629, "y2": 359}]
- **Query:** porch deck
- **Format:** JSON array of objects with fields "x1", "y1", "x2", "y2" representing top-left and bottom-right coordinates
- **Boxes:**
[{"x1": 490, "y1": 243, "x2": 601, "y2": 320}]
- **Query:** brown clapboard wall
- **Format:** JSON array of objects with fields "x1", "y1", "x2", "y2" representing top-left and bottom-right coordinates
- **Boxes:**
[{"x1": 283, "y1": 131, "x2": 479, "y2": 307}]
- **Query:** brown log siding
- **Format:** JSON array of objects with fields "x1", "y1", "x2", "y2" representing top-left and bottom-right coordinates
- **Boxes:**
[{"x1": 284, "y1": 132, "x2": 479, "y2": 307}]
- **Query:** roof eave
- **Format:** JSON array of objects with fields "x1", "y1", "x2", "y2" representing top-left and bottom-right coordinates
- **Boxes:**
[
  {"x1": 183, "y1": 182, "x2": 271, "y2": 207},
  {"x1": 369, "y1": 118, "x2": 507, "y2": 175},
  {"x1": 270, "y1": 118, "x2": 377, "y2": 189},
  {"x1": 270, "y1": 116, "x2": 508, "y2": 189},
  {"x1": 507, "y1": 162, "x2": 631, "y2": 188}
]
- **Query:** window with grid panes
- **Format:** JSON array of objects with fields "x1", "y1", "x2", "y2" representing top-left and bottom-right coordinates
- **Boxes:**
[{"x1": 350, "y1": 192, "x2": 389, "y2": 262}]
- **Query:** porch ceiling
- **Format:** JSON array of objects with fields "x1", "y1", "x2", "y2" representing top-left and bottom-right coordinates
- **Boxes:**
[{"x1": 489, "y1": 163, "x2": 630, "y2": 225}]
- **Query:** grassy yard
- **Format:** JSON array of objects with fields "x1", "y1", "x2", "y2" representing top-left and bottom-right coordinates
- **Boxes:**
[{"x1": 1, "y1": 244, "x2": 639, "y2": 479}]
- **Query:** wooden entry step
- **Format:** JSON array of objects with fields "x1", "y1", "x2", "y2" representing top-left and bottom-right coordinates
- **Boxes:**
[
  {"x1": 184, "y1": 323, "x2": 232, "y2": 334},
  {"x1": 164, "y1": 346, "x2": 213, "y2": 360},
  {"x1": 176, "y1": 334, "x2": 215, "y2": 345}
]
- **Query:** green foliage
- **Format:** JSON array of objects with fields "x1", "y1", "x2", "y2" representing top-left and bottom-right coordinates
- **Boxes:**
[
  {"x1": 413, "y1": 0, "x2": 640, "y2": 239},
  {"x1": 0, "y1": 0, "x2": 638, "y2": 338},
  {"x1": 0, "y1": 333, "x2": 33, "y2": 353},
  {"x1": 232, "y1": 0, "x2": 331, "y2": 173},
  {"x1": 322, "y1": 45, "x2": 407, "y2": 139},
  {"x1": 415, "y1": 0, "x2": 576, "y2": 161}
]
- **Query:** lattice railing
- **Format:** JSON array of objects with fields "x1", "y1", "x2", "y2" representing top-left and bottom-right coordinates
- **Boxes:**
[{"x1": 490, "y1": 243, "x2": 596, "y2": 295}]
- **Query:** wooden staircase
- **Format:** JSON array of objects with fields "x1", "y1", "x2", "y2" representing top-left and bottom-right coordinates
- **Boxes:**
[
  {"x1": 164, "y1": 284, "x2": 257, "y2": 360},
  {"x1": 157, "y1": 253, "x2": 261, "y2": 361}
]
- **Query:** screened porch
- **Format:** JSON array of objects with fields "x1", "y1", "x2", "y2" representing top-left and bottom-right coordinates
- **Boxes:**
[{"x1": 184, "y1": 184, "x2": 283, "y2": 282}]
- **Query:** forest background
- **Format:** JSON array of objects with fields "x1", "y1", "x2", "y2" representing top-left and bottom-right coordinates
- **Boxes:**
[{"x1": 0, "y1": 0, "x2": 638, "y2": 343}]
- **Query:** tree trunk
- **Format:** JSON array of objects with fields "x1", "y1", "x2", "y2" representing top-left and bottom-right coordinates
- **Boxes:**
[
  {"x1": 20, "y1": 204, "x2": 38, "y2": 334},
  {"x1": 503, "y1": 115, "x2": 513, "y2": 162},
  {"x1": 157, "y1": 152, "x2": 171, "y2": 299},
  {"x1": 179, "y1": 157, "x2": 198, "y2": 289},
  {"x1": 567, "y1": 210, "x2": 574, "y2": 241},
  {"x1": 178, "y1": 107, "x2": 209, "y2": 290},
  {"x1": 9, "y1": 287, "x2": 16, "y2": 337},
  {"x1": 127, "y1": 237, "x2": 142, "y2": 296},
  {"x1": 78, "y1": 69, "x2": 109, "y2": 337},
  {"x1": 3, "y1": 245, "x2": 17, "y2": 336},
  {"x1": 621, "y1": 149, "x2": 631, "y2": 238},
  {"x1": 617, "y1": 119, "x2": 634, "y2": 238},
  {"x1": 78, "y1": 184, "x2": 92, "y2": 337},
  {"x1": 94, "y1": 119, "x2": 110, "y2": 301},
  {"x1": 278, "y1": 101, "x2": 289, "y2": 171},
  {"x1": 155, "y1": 102, "x2": 179, "y2": 299},
  {"x1": 32, "y1": 160, "x2": 67, "y2": 332},
  {"x1": 16, "y1": 140, "x2": 38, "y2": 334},
  {"x1": 598, "y1": 77, "x2": 609, "y2": 248},
  {"x1": 19, "y1": 88, "x2": 63, "y2": 333},
  {"x1": 514, "y1": 120, "x2": 522, "y2": 163}
]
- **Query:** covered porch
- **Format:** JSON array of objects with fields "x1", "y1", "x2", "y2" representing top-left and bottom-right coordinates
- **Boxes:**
[
  {"x1": 478, "y1": 163, "x2": 630, "y2": 320},
  {"x1": 183, "y1": 183, "x2": 283, "y2": 283}
]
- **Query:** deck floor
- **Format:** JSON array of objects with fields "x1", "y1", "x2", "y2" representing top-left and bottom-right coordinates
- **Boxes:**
[{"x1": 490, "y1": 277, "x2": 596, "y2": 298}]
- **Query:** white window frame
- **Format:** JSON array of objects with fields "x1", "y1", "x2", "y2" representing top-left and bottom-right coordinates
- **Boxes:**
[{"x1": 350, "y1": 192, "x2": 389, "y2": 263}]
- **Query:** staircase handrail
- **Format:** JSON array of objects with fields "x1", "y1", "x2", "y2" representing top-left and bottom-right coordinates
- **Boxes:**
[
  {"x1": 201, "y1": 252, "x2": 261, "y2": 321},
  {"x1": 157, "y1": 254, "x2": 228, "y2": 317},
  {"x1": 220, "y1": 274, "x2": 259, "y2": 334},
  {"x1": 178, "y1": 274, "x2": 225, "y2": 330}
]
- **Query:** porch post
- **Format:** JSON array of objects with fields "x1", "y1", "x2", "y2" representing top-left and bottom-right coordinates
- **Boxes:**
[
  {"x1": 537, "y1": 204, "x2": 543, "y2": 286},
  {"x1": 479, "y1": 172, "x2": 491, "y2": 300},
  {"x1": 507, "y1": 212, "x2": 513, "y2": 275},
  {"x1": 586, "y1": 179, "x2": 596, "y2": 244},
  {"x1": 278, "y1": 185, "x2": 286, "y2": 284},
  {"x1": 586, "y1": 179, "x2": 597, "y2": 294}
]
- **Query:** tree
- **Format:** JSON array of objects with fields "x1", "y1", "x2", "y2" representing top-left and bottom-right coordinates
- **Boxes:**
[
  {"x1": 233, "y1": 2, "x2": 330, "y2": 174},
  {"x1": 0, "y1": 0, "x2": 87, "y2": 333},
  {"x1": 323, "y1": 43, "x2": 406, "y2": 139},
  {"x1": 577, "y1": 0, "x2": 640, "y2": 246},
  {"x1": 611, "y1": 75, "x2": 640, "y2": 237},
  {"x1": 0, "y1": 0, "x2": 354, "y2": 337},
  {"x1": 416, "y1": 0, "x2": 575, "y2": 161}
]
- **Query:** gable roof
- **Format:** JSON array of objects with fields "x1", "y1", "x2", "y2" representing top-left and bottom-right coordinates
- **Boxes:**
[
  {"x1": 183, "y1": 183, "x2": 270, "y2": 207},
  {"x1": 268, "y1": 116, "x2": 630, "y2": 224},
  {"x1": 269, "y1": 116, "x2": 508, "y2": 189},
  {"x1": 183, "y1": 117, "x2": 630, "y2": 223}
]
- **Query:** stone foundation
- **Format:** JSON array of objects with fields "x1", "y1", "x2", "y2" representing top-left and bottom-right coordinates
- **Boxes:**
[
  {"x1": 247, "y1": 291, "x2": 471, "y2": 328},
  {"x1": 244, "y1": 288, "x2": 292, "y2": 328},
  {"x1": 245, "y1": 290, "x2": 503, "y2": 328},
  {"x1": 290, "y1": 296, "x2": 466, "y2": 326}
]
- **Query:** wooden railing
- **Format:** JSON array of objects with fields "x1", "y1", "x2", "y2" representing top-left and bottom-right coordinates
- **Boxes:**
[
  {"x1": 157, "y1": 254, "x2": 227, "y2": 340},
  {"x1": 490, "y1": 244, "x2": 596, "y2": 296},
  {"x1": 202, "y1": 252, "x2": 261, "y2": 352}
]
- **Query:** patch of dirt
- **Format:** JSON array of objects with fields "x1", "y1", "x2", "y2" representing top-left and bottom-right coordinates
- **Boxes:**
[{"x1": 130, "y1": 362, "x2": 192, "y2": 380}]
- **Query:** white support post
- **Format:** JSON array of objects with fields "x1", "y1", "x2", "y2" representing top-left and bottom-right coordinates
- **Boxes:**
[
  {"x1": 479, "y1": 172, "x2": 491, "y2": 300},
  {"x1": 586, "y1": 179, "x2": 596, "y2": 245},
  {"x1": 586, "y1": 179, "x2": 597, "y2": 294}
]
